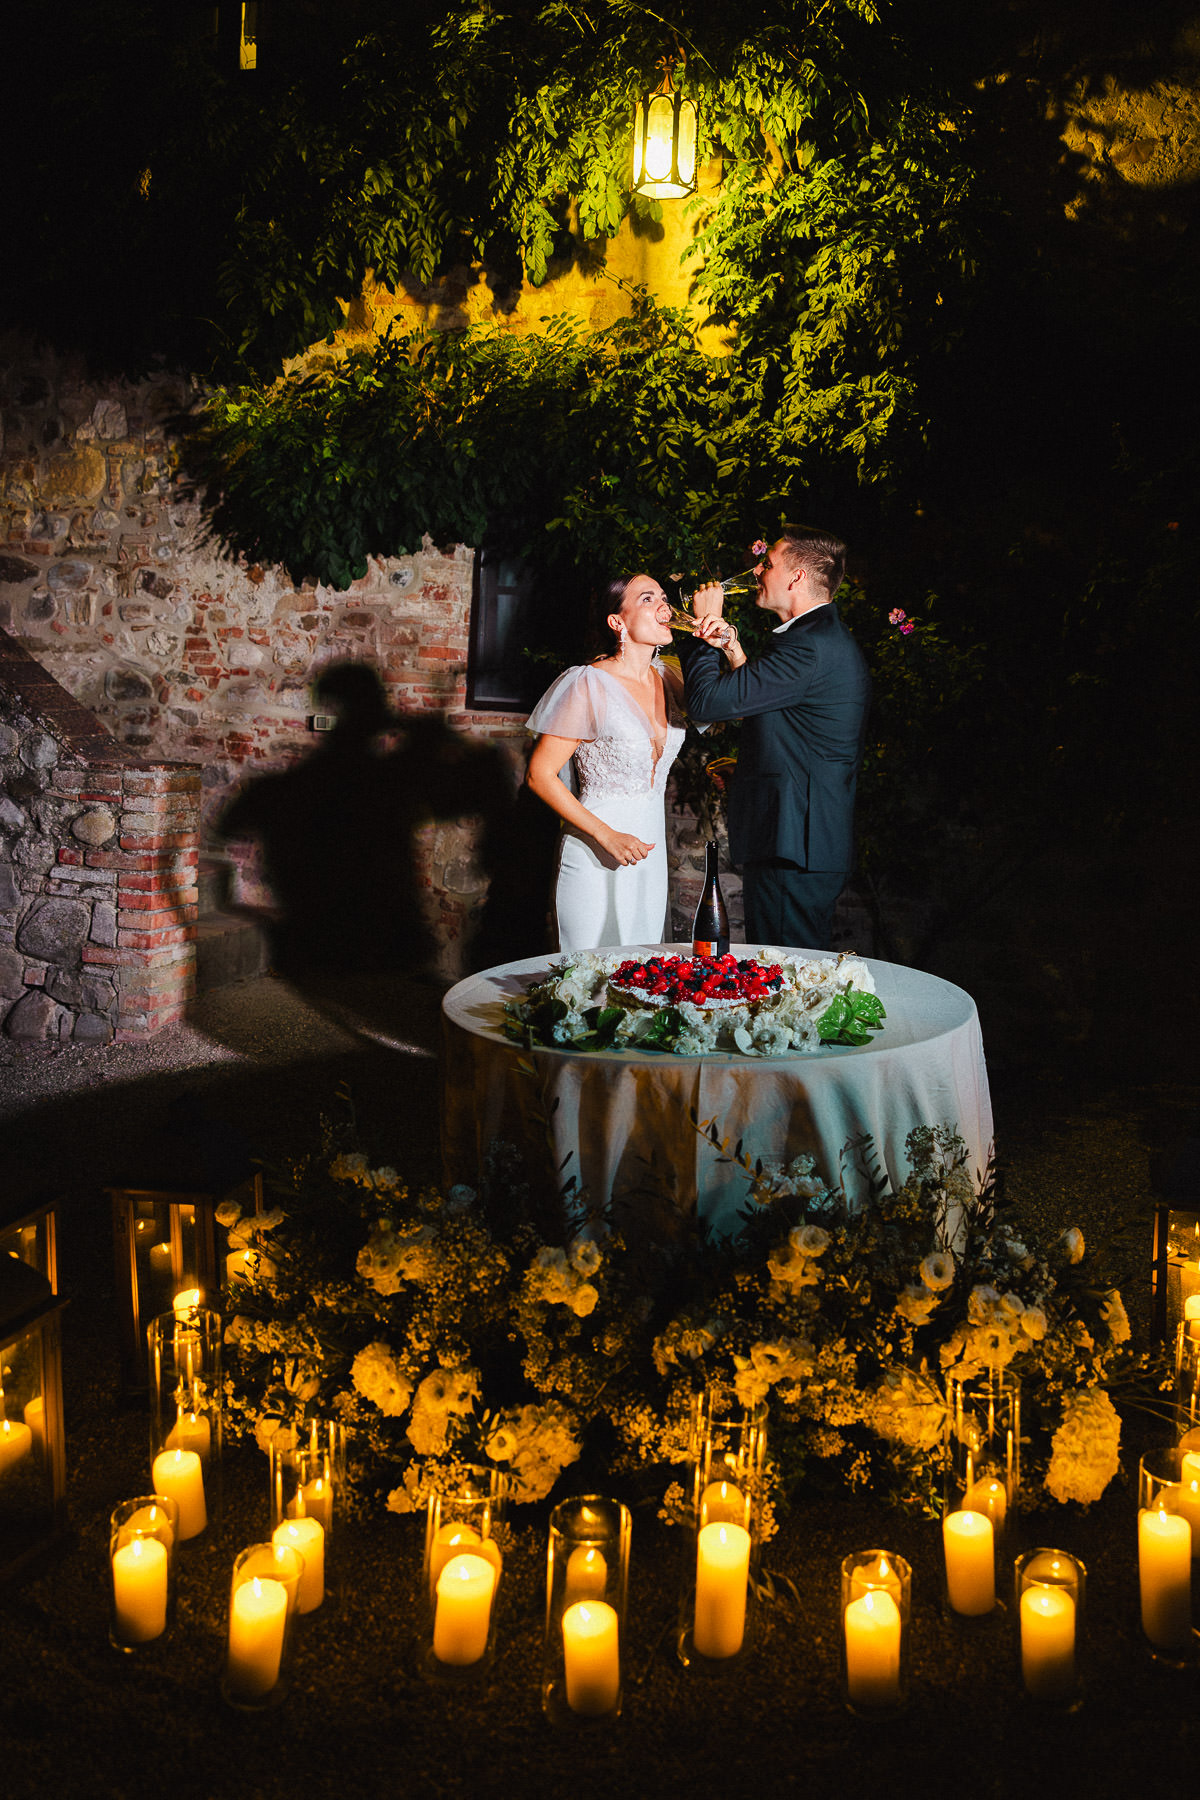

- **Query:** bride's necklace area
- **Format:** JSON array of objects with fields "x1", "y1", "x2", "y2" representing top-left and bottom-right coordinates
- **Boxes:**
[{"x1": 595, "y1": 652, "x2": 669, "y2": 770}]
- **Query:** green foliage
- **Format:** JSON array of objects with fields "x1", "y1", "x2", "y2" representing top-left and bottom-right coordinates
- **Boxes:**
[{"x1": 172, "y1": 0, "x2": 986, "y2": 589}]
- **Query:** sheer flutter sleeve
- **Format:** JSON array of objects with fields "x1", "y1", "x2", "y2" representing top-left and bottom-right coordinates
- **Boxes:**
[{"x1": 525, "y1": 666, "x2": 608, "y2": 742}]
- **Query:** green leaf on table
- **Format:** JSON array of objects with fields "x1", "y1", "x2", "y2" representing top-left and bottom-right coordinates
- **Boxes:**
[
  {"x1": 817, "y1": 991, "x2": 887, "y2": 1046},
  {"x1": 576, "y1": 1005, "x2": 624, "y2": 1051}
]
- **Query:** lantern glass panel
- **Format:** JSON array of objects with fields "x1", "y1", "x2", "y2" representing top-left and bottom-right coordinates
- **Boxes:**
[
  {"x1": 0, "y1": 1203, "x2": 57, "y2": 1291},
  {"x1": 1167, "y1": 1208, "x2": 1200, "y2": 1331},
  {"x1": 633, "y1": 90, "x2": 698, "y2": 200},
  {"x1": 110, "y1": 1188, "x2": 219, "y2": 1391},
  {"x1": 0, "y1": 1290, "x2": 67, "y2": 1579}
]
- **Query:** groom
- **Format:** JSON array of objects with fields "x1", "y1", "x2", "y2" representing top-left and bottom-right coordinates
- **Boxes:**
[{"x1": 680, "y1": 526, "x2": 872, "y2": 952}]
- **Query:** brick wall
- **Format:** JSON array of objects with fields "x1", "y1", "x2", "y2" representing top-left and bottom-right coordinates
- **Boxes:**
[
  {"x1": 0, "y1": 338, "x2": 529, "y2": 981},
  {"x1": 0, "y1": 631, "x2": 199, "y2": 1042}
]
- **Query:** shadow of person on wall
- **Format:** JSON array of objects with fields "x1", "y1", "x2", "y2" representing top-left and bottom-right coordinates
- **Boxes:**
[
  {"x1": 214, "y1": 660, "x2": 554, "y2": 1019},
  {"x1": 216, "y1": 661, "x2": 438, "y2": 979}
]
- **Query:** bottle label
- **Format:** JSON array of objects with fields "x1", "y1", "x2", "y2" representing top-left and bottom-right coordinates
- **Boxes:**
[{"x1": 694, "y1": 941, "x2": 719, "y2": 956}]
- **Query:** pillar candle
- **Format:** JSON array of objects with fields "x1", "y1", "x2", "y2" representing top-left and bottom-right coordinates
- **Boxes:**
[
  {"x1": 148, "y1": 1242, "x2": 171, "y2": 1273},
  {"x1": 0, "y1": 1418, "x2": 34, "y2": 1475},
  {"x1": 433, "y1": 1553, "x2": 496, "y2": 1665},
  {"x1": 962, "y1": 1475, "x2": 1007, "y2": 1530},
  {"x1": 152, "y1": 1448, "x2": 207, "y2": 1539},
  {"x1": 165, "y1": 1409, "x2": 211, "y2": 1464},
  {"x1": 562, "y1": 1601, "x2": 620, "y2": 1715},
  {"x1": 699, "y1": 1479, "x2": 746, "y2": 1527},
  {"x1": 429, "y1": 1522, "x2": 480, "y2": 1589},
  {"x1": 1019, "y1": 1585, "x2": 1076, "y2": 1701},
  {"x1": 693, "y1": 1522, "x2": 750, "y2": 1659},
  {"x1": 123, "y1": 1502, "x2": 175, "y2": 1549},
  {"x1": 173, "y1": 1288, "x2": 201, "y2": 1316},
  {"x1": 564, "y1": 1545, "x2": 608, "y2": 1604},
  {"x1": 293, "y1": 1475, "x2": 334, "y2": 1535},
  {"x1": 1178, "y1": 1452, "x2": 1200, "y2": 1555},
  {"x1": 849, "y1": 1553, "x2": 903, "y2": 1605},
  {"x1": 22, "y1": 1389, "x2": 45, "y2": 1461},
  {"x1": 227, "y1": 1576, "x2": 288, "y2": 1699},
  {"x1": 844, "y1": 1590, "x2": 902, "y2": 1707},
  {"x1": 943, "y1": 1510, "x2": 995, "y2": 1616},
  {"x1": 112, "y1": 1536, "x2": 169, "y2": 1643},
  {"x1": 1139, "y1": 1508, "x2": 1193, "y2": 1649},
  {"x1": 273, "y1": 1516, "x2": 324, "y2": 1613}
]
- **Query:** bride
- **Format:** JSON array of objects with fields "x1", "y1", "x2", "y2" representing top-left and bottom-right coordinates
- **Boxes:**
[{"x1": 525, "y1": 573, "x2": 688, "y2": 952}]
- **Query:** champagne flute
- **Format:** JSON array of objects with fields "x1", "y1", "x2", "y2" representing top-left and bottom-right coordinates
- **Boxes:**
[{"x1": 668, "y1": 567, "x2": 759, "y2": 641}]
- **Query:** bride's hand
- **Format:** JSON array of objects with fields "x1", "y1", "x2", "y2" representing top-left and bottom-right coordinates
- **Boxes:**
[{"x1": 600, "y1": 829, "x2": 655, "y2": 866}]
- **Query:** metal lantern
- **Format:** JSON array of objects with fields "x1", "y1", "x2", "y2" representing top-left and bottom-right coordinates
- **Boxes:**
[
  {"x1": 109, "y1": 1186, "x2": 220, "y2": 1392},
  {"x1": 0, "y1": 1253, "x2": 67, "y2": 1580},
  {"x1": 1151, "y1": 1200, "x2": 1200, "y2": 1344},
  {"x1": 0, "y1": 1197, "x2": 58, "y2": 1293},
  {"x1": 632, "y1": 72, "x2": 698, "y2": 200}
]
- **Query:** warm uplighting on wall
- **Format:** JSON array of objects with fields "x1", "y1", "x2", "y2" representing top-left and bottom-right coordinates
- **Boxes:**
[{"x1": 632, "y1": 72, "x2": 698, "y2": 200}]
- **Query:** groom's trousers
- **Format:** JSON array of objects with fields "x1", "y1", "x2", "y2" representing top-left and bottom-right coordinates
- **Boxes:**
[{"x1": 741, "y1": 859, "x2": 846, "y2": 954}]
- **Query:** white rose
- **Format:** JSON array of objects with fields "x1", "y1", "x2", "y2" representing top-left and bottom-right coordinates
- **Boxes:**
[{"x1": 1058, "y1": 1227, "x2": 1085, "y2": 1264}]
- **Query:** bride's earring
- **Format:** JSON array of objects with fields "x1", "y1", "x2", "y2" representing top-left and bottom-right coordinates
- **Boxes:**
[{"x1": 617, "y1": 624, "x2": 629, "y2": 663}]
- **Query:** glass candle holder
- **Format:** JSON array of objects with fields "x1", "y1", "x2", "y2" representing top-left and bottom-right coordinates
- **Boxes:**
[
  {"x1": 840, "y1": 1550, "x2": 911, "y2": 1716},
  {"x1": 147, "y1": 1307, "x2": 222, "y2": 1540},
  {"x1": 109, "y1": 1494, "x2": 180, "y2": 1651},
  {"x1": 421, "y1": 1466, "x2": 507, "y2": 1678},
  {"x1": 942, "y1": 1507, "x2": 998, "y2": 1620},
  {"x1": 1175, "y1": 1325, "x2": 1200, "y2": 1433},
  {"x1": 268, "y1": 1420, "x2": 346, "y2": 1534},
  {"x1": 542, "y1": 1495, "x2": 631, "y2": 1725},
  {"x1": 945, "y1": 1370, "x2": 1020, "y2": 1540},
  {"x1": 221, "y1": 1542, "x2": 304, "y2": 1709},
  {"x1": 268, "y1": 1420, "x2": 347, "y2": 1610},
  {"x1": 1016, "y1": 1548, "x2": 1085, "y2": 1708},
  {"x1": 677, "y1": 1398, "x2": 766, "y2": 1669},
  {"x1": 1137, "y1": 1448, "x2": 1197, "y2": 1664}
]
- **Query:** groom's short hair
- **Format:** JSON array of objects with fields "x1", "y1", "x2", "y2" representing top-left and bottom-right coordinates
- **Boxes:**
[{"x1": 778, "y1": 526, "x2": 847, "y2": 601}]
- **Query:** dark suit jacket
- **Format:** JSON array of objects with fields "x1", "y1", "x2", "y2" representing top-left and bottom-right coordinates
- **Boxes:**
[{"x1": 680, "y1": 604, "x2": 872, "y2": 872}]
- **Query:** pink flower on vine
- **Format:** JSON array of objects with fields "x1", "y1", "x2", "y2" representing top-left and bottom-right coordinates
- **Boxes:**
[
  {"x1": 750, "y1": 539, "x2": 769, "y2": 557},
  {"x1": 899, "y1": 620, "x2": 915, "y2": 636},
  {"x1": 888, "y1": 608, "x2": 907, "y2": 625}
]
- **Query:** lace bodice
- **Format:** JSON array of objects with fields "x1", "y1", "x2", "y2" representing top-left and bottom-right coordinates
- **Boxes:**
[{"x1": 527, "y1": 663, "x2": 686, "y2": 805}]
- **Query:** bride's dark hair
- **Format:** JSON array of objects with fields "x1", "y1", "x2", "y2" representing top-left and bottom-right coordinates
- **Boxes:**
[{"x1": 590, "y1": 575, "x2": 636, "y2": 659}]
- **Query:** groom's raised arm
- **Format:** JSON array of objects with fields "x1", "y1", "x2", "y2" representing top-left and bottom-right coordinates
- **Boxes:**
[{"x1": 679, "y1": 629, "x2": 818, "y2": 724}]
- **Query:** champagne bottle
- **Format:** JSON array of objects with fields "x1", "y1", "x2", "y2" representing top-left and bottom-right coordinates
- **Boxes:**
[{"x1": 692, "y1": 840, "x2": 730, "y2": 958}]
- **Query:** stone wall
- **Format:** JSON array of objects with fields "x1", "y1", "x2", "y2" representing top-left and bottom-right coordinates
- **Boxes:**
[
  {"x1": 0, "y1": 338, "x2": 527, "y2": 981},
  {"x1": 0, "y1": 632, "x2": 200, "y2": 1043}
]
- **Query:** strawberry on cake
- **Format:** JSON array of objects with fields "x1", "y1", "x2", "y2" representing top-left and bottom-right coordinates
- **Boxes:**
[{"x1": 608, "y1": 953, "x2": 786, "y2": 1014}]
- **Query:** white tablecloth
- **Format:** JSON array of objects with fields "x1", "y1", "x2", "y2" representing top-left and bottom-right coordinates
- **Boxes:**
[{"x1": 442, "y1": 946, "x2": 993, "y2": 1238}]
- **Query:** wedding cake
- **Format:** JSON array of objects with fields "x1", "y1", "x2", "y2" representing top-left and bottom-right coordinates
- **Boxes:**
[{"x1": 505, "y1": 948, "x2": 885, "y2": 1057}]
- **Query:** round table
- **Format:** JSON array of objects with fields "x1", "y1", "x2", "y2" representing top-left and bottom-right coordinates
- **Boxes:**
[{"x1": 441, "y1": 946, "x2": 994, "y2": 1239}]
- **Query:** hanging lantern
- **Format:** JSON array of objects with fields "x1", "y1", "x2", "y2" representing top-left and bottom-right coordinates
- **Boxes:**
[
  {"x1": 0, "y1": 1253, "x2": 67, "y2": 1580},
  {"x1": 632, "y1": 69, "x2": 698, "y2": 201}
]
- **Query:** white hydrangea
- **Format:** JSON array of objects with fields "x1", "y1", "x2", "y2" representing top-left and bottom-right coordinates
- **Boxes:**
[{"x1": 1045, "y1": 1387, "x2": 1121, "y2": 1505}]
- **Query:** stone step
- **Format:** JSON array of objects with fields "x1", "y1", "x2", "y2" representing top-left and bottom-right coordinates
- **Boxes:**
[{"x1": 194, "y1": 856, "x2": 271, "y2": 993}]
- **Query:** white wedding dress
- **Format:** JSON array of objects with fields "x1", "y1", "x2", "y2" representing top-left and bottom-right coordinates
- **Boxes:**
[{"x1": 526, "y1": 662, "x2": 687, "y2": 952}]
